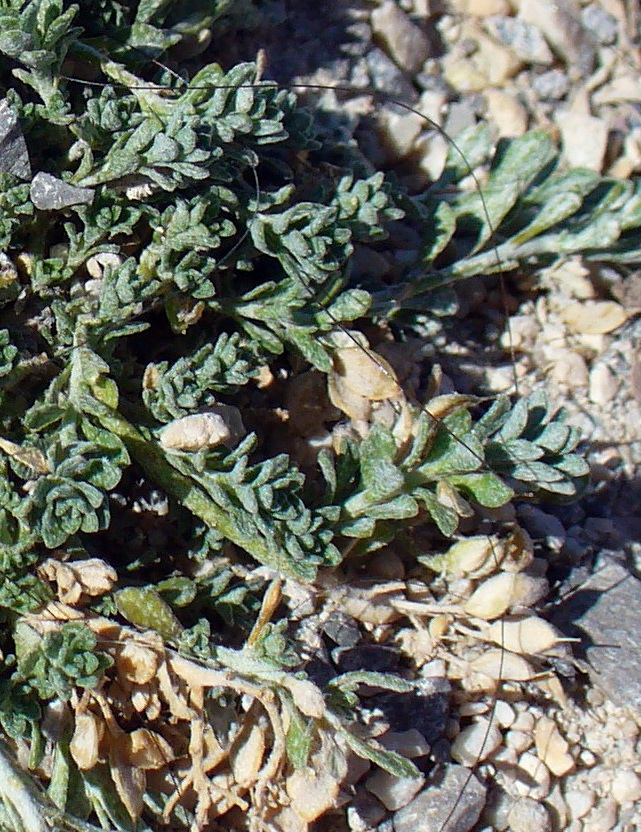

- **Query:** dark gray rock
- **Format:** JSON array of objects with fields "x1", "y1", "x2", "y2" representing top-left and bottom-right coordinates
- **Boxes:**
[
  {"x1": 0, "y1": 100, "x2": 31, "y2": 180},
  {"x1": 393, "y1": 765, "x2": 486, "y2": 832},
  {"x1": 30, "y1": 173, "x2": 95, "y2": 210},
  {"x1": 369, "y1": 676, "x2": 450, "y2": 744},
  {"x1": 552, "y1": 558, "x2": 641, "y2": 710}
]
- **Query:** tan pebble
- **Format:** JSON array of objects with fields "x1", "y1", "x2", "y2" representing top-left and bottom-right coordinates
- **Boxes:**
[
  {"x1": 564, "y1": 788, "x2": 596, "y2": 820},
  {"x1": 506, "y1": 730, "x2": 533, "y2": 754},
  {"x1": 514, "y1": 752, "x2": 551, "y2": 798},
  {"x1": 611, "y1": 770, "x2": 641, "y2": 804},
  {"x1": 582, "y1": 797, "x2": 618, "y2": 832},
  {"x1": 534, "y1": 716, "x2": 574, "y2": 777},
  {"x1": 484, "y1": 88, "x2": 528, "y2": 137},
  {"x1": 451, "y1": 718, "x2": 502, "y2": 766},
  {"x1": 475, "y1": 34, "x2": 522, "y2": 85},
  {"x1": 365, "y1": 769, "x2": 425, "y2": 811},
  {"x1": 589, "y1": 364, "x2": 619, "y2": 405},
  {"x1": 507, "y1": 796, "x2": 551, "y2": 832}
]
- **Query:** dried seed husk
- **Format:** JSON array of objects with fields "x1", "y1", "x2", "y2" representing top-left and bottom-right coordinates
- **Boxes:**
[
  {"x1": 230, "y1": 721, "x2": 266, "y2": 787},
  {"x1": 444, "y1": 536, "x2": 501, "y2": 578},
  {"x1": 109, "y1": 745, "x2": 146, "y2": 819},
  {"x1": 327, "y1": 372, "x2": 372, "y2": 422},
  {"x1": 332, "y1": 347, "x2": 401, "y2": 400},
  {"x1": 486, "y1": 617, "x2": 561, "y2": 655},
  {"x1": 464, "y1": 573, "x2": 548, "y2": 621},
  {"x1": 115, "y1": 642, "x2": 159, "y2": 685},
  {"x1": 123, "y1": 728, "x2": 174, "y2": 770},
  {"x1": 286, "y1": 768, "x2": 341, "y2": 822},
  {"x1": 159, "y1": 406, "x2": 245, "y2": 451},
  {"x1": 69, "y1": 711, "x2": 103, "y2": 770},
  {"x1": 470, "y1": 649, "x2": 535, "y2": 682}
]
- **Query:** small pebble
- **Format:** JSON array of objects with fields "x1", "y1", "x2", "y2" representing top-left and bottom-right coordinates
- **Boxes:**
[
  {"x1": 582, "y1": 797, "x2": 618, "y2": 832},
  {"x1": 30, "y1": 173, "x2": 95, "y2": 210},
  {"x1": 452, "y1": 718, "x2": 503, "y2": 766},
  {"x1": 485, "y1": 16, "x2": 554, "y2": 64},
  {"x1": 507, "y1": 797, "x2": 551, "y2": 832},
  {"x1": 366, "y1": 769, "x2": 425, "y2": 811},
  {"x1": 611, "y1": 770, "x2": 641, "y2": 804},
  {"x1": 0, "y1": 99, "x2": 31, "y2": 179},
  {"x1": 581, "y1": 3, "x2": 618, "y2": 45},
  {"x1": 513, "y1": 752, "x2": 551, "y2": 798},
  {"x1": 494, "y1": 701, "x2": 516, "y2": 728},
  {"x1": 379, "y1": 729, "x2": 431, "y2": 758},
  {"x1": 532, "y1": 69, "x2": 569, "y2": 100},
  {"x1": 564, "y1": 788, "x2": 596, "y2": 820},
  {"x1": 371, "y1": 0, "x2": 431, "y2": 76},
  {"x1": 512, "y1": 711, "x2": 535, "y2": 734},
  {"x1": 556, "y1": 111, "x2": 609, "y2": 172},
  {"x1": 589, "y1": 364, "x2": 619, "y2": 405},
  {"x1": 393, "y1": 765, "x2": 486, "y2": 832},
  {"x1": 506, "y1": 730, "x2": 532, "y2": 754}
]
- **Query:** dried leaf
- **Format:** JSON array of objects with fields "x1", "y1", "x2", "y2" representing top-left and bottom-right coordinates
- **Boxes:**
[{"x1": 464, "y1": 573, "x2": 547, "y2": 620}]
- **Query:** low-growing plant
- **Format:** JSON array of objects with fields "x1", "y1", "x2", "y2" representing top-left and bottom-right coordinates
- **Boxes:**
[{"x1": 0, "y1": 0, "x2": 635, "y2": 830}]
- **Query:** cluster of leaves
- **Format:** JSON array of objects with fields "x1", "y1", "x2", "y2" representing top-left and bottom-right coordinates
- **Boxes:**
[{"x1": 0, "y1": 0, "x2": 624, "y2": 829}]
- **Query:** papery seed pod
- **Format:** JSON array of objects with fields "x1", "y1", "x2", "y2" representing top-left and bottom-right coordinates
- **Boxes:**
[
  {"x1": 115, "y1": 642, "x2": 159, "y2": 685},
  {"x1": 464, "y1": 572, "x2": 548, "y2": 621},
  {"x1": 123, "y1": 728, "x2": 174, "y2": 769},
  {"x1": 486, "y1": 617, "x2": 561, "y2": 655},
  {"x1": 470, "y1": 650, "x2": 535, "y2": 683},
  {"x1": 159, "y1": 406, "x2": 246, "y2": 451},
  {"x1": 69, "y1": 711, "x2": 104, "y2": 770},
  {"x1": 444, "y1": 535, "x2": 504, "y2": 578},
  {"x1": 287, "y1": 768, "x2": 342, "y2": 823},
  {"x1": 332, "y1": 347, "x2": 401, "y2": 401},
  {"x1": 230, "y1": 722, "x2": 266, "y2": 787}
]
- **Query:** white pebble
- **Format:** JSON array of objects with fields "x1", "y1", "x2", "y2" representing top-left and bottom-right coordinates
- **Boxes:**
[
  {"x1": 494, "y1": 700, "x2": 516, "y2": 728},
  {"x1": 582, "y1": 797, "x2": 618, "y2": 832},
  {"x1": 513, "y1": 752, "x2": 551, "y2": 798},
  {"x1": 579, "y1": 749, "x2": 597, "y2": 766},
  {"x1": 506, "y1": 730, "x2": 533, "y2": 753},
  {"x1": 512, "y1": 711, "x2": 535, "y2": 733},
  {"x1": 507, "y1": 797, "x2": 551, "y2": 832},
  {"x1": 589, "y1": 363, "x2": 619, "y2": 404},
  {"x1": 611, "y1": 770, "x2": 641, "y2": 804},
  {"x1": 365, "y1": 770, "x2": 425, "y2": 811},
  {"x1": 451, "y1": 718, "x2": 502, "y2": 766},
  {"x1": 564, "y1": 788, "x2": 596, "y2": 820}
]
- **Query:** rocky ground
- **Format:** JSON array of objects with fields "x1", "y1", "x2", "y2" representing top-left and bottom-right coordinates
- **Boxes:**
[{"x1": 211, "y1": 2, "x2": 641, "y2": 831}]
